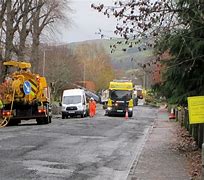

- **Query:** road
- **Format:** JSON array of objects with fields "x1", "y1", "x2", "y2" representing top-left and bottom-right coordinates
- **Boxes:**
[{"x1": 0, "y1": 105, "x2": 157, "y2": 180}]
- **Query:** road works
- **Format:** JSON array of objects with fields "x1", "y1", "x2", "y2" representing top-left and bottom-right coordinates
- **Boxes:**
[{"x1": 0, "y1": 105, "x2": 156, "y2": 180}]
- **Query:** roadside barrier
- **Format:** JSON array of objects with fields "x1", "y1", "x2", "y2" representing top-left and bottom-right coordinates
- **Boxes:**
[
  {"x1": 168, "y1": 105, "x2": 204, "y2": 179},
  {"x1": 175, "y1": 106, "x2": 203, "y2": 148},
  {"x1": 169, "y1": 108, "x2": 176, "y2": 119}
]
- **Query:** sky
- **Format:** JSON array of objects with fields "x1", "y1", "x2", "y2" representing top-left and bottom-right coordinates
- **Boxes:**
[{"x1": 58, "y1": 0, "x2": 118, "y2": 43}]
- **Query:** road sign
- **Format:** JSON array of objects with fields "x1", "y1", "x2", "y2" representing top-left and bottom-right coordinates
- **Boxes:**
[
  {"x1": 188, "y1": 96, "x2": 204, "y2": 124},
  {"x1": 23, "y1": 81, "x2": 31, "y2": 95}
]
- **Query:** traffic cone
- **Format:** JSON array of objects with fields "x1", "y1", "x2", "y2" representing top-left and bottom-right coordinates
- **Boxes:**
[
  {"x1": 125, "y1": 110, "x2": 128, "y2": 120},
  {"x1": 169, "y1": 108, "x2": 176, "y2": 119}
]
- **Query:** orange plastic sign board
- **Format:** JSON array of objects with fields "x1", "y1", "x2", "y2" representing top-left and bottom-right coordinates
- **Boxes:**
[{"x1": 188, "y1": 96, "x2": 204, "y2": 124}]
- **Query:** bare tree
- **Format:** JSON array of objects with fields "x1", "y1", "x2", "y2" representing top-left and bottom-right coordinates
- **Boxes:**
[
  {"x1": 42, "y1": 45, "x2": 82, "y2": 99},
  {"x1": 0, "y1": 0, "x2": 7, "y2": 81},
  {"x1": 75, "y1": 43, "x2": 115, "y2": 91},
  {"x1": 30, "y1": 0, "x2": 70, "y2": 72},
  {"x1": 0, "y1": 0, "x2": 6, "y2": 29},
  {"x1": 91, "y1": 0, "x2": 178, "y2": 51},
  {"x1": 3, "y1": 0, "x2": 27, "y2": 77},
  {"x1": 4, "y1": 0, "x2": 13, "y2": 60},
  {"x1": 15, "y1": 0, "x2": 34, "y2": 60},
  {"x1": 0, "y1": 0, "x2": 71, "y2": 80}
]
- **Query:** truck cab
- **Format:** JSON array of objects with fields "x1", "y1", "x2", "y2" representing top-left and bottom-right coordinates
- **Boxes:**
[{"x1": 106, "y1": 80, "x2": 134, "y2": 117}]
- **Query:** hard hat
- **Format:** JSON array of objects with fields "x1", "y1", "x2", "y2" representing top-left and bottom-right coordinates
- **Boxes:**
[{"x1": 90, "y1": 97, "x2": 94, "y2": 100}]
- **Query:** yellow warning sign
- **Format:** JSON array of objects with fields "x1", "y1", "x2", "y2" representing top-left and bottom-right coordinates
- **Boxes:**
[{"x1": 188, "y1": 96, "x2": 204, "y2": 124}]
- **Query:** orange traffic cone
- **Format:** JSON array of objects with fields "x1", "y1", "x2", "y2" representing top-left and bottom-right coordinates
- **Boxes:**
[
  {"x1": 125, "y1": 110, "x2": 128, "y2": 120},
  {"x1": 169, "y1": 108, "x2": 176, "y2": 119}
]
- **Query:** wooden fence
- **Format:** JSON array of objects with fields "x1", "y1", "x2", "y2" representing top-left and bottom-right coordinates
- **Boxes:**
[{"x1": 174, "y1": 107, "x2": 204, "y2": 148}]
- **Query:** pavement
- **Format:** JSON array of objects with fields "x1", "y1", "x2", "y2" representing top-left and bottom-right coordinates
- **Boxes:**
[{"x1": 127, "y1": 107, "x2": 190, "y2": 180}]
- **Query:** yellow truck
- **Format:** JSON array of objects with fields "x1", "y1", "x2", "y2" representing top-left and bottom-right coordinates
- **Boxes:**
[
  {"x1": 0, "y1": 61, "x2": 52, "y2": 126},
  {"x1": 106, "y1": 80, "x2": 134, "y2": 117}
]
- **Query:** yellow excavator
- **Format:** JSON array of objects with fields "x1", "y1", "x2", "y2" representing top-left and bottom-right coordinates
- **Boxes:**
[{"x1": 0, "y1": 60, "x2": 52, "y2": 127}]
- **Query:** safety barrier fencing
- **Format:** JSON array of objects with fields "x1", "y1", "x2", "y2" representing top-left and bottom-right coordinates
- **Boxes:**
[
  {"x1": 170, "y1": 106, "x2": 203, "y2": 148},
  {"x1": 169, "y1": 105, "x2": 204, "y2": 178}
]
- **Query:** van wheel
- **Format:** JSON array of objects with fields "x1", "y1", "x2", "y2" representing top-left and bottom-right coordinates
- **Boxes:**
[
  {"x1": 105, "y1": 111, "x2": 110, "y2": 116},
  {"x1": 86, "y1": 110, "x2": 89, "y2": 117},
  {"x1": 84, "y1": 112, "x2": 87, "y2": 117},
  {"x1": 62, "y1": 114, "x2": 65, "y2": 119}
]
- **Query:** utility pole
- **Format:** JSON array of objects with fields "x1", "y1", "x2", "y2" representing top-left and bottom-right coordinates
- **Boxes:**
[
  {"x1": 143, "y1": 71, "x2": 146, "y2": 89},
  {"x1": 83, "y1": 60, "x2": 86, "y2": 88}
]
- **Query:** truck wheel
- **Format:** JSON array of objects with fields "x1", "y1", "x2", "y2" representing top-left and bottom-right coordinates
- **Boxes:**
[
  {"x1": 49, "y1": 116, "x2": 52, "y2": 123},
  {"x1": 43, "y1": 117, "x2": 49, "y2": 124},
  {"x1": 36, "y1": 118, "x2": 48, "y2": 125},
  {"x1": 128, "y1": 112, "x2": 133, "y2": 117},
  {"x1": 105, "y1": 111, "x2": 110, "y2": 116},
  {"x1": 8, "y1": 120, "x2": 20, "y2": 126},
  {"x1": 36, "y1": 118, "x2": 42, "y2": 125}
]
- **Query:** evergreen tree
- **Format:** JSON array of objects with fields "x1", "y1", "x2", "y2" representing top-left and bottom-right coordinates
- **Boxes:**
[{"x1": 157, "y1": 0, "x2": 204, "y2": 104}]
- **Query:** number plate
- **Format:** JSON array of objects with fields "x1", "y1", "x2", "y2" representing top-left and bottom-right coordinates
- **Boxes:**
[
  {"x1": 68, "y1": 111, "x2": 75, "y2": 114},
  {"x1": 117, "y1": 110, "x2": 123, "y2": 112}
]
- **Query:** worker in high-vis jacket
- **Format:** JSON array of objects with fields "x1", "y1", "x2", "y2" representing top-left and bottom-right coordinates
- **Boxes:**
[{"x1": 89, "y1": 97, "x2": 96, "y2": 117}]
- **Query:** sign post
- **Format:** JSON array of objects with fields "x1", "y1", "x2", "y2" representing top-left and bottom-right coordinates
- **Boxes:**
[
  {"x1": 23, "y1": 81, "x2": 31, "y2": 95},
  {"x1": 188, "y1": 96, "x2": 204, "y2": 124}
]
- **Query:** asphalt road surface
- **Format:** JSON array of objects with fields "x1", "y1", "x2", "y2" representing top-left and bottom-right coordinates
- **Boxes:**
[{"x1": 0, "y1": 105, "x2": 157, "y2": 180}]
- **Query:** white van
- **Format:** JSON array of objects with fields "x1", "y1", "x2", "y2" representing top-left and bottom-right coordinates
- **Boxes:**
[{"x1": 61, "y1": 89, "x2": 88, "y2": 119}]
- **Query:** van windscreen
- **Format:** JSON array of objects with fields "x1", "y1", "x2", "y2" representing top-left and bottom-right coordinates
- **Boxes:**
[{"x1": 63, "y1": 95, "x2": 81, "y2": 104}]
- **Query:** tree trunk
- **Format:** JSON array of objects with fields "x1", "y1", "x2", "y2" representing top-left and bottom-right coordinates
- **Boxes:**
[
  {"x1": 18, "y1": 1, "x2": 30, "y2": 60},
  {"x1": 0, "y1": 53, "x2": 4, "y2": 83},
  {"x1": 31, "y1": 33, "x2": 40, "y2": 73},
  {"x1": 31, "y1": 1, "x2": 41, "y2": 73},
  {"x1": 2, "y1": 0, "x2": 15, "y2": 78},
  {"x1": 0, "y1": 1, "x2": 6, "y2": 82},
  {"x1": 5, "y1": 0, "x2": 14, "y2": 61}
]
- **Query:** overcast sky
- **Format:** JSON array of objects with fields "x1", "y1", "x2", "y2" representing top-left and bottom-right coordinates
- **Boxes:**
[{"x1": 58, "y1": 0, "x2": 117, "y2": 43}]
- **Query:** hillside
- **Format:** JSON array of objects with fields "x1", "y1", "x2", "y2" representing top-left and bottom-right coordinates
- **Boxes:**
[{"x1": 67, "y1": 38, "x2": 154, "y2": 70}]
